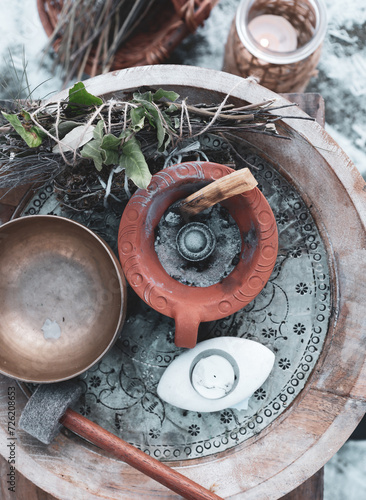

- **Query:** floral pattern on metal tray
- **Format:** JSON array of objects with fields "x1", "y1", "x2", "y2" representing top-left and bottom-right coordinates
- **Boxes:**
[{"x1": 21, "y1": 144, "x2": 331, "y2": 462}]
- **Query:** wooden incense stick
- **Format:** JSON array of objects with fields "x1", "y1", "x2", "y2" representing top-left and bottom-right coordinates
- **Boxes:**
[{"x1": 178, "y1": 168, "x2": 258, "y2": 218}]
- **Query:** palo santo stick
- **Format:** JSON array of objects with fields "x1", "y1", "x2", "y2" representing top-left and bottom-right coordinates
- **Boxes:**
[{"x1": 178, "y1": 168, "x2": 258, "y2": 218}]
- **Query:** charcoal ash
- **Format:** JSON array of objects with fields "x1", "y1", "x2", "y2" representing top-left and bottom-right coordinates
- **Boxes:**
[{"x1": 154, "y1": 203, "x2": 242, "y2": 287}]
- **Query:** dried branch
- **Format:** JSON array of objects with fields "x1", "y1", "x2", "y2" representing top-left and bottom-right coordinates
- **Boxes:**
[
  {"x1": 45, "y1": 0, "x2": 157, "y2": 83},
  {"x1": 1, "y1": 87, "x2": 306, "y2": 211}
]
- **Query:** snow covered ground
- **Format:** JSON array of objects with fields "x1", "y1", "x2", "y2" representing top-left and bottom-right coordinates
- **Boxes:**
[
  {"x1": 0, "y1": 1, "x2": 365, "y2": 498},
  {"x1": 0, "y1": 0, "x2": 63, "y2": 100}
]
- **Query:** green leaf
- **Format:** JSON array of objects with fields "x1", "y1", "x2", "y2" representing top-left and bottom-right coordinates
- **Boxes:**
[
  {"x1": 93, "y1": 119, "x2": 105, "y2": 141},
  {"x1": 141, "y1": 101, "x2": 165, "y2": 148},
  {"x1": 21, "y1": 110, "x2": 31, "y2": 121},
  {"x1": 130, "y1": 107, "x2": 146, "y2": 132},
  {"x1": 153, "y1": 89, "x2": 179, "y2": 102},
  {"x1": 163, "y1": 112, "x2": 173, "y2": 129},
  {"x1": 104, "y1": 149, "x2": 119, "y2": 165},
  {"x1": 163, "y1": 134, "x2": 172, "y2": 150},
  {"x1": 1, "y1": 111, "x2": 42, "y2": 148},
  {"x1": 34, "y1": 127, "x2": 47, "y2": 139},
  {"x1": 144, "y1": 109, "x2": 157, "y2": 129},
  {"x1": 133, "y1": 91, "x2": 153, "y2": 103},
  {"x1": 50, "y1": 120, "x2": 81, "y2": 139},
  {"x1": 79, "y1": 121, "x2": 102, "y2": 168},
  {"x1": 129, "y1": 88, "x2": 179, "y2": 152},
  {"x1": 80, "y1": 119, "x2": 105, "y2": 170},
  {"x1": 81, "y1": 139, "x2": 104, "y2": 171},
  {"x1": 69, "y1": 82, "x2": 103, "y2": 106},
  {"x1": 118, "y1": 129, "x2": 130, "y2": 140},
  {"x1": 119, "y1": 136, "x2": 152, "y2": 189},
  {"x1": 133, "y1": 99, "x2": 173, "y2": 149},
  {"x1": 66, "y1": 82, "x2": 103, "y2": 116},
  {"x1": 100, "y1": 133, "x2": 121, "y2": 165},
  {"x1": 133, "y1": 88, "x2": 179, "y2": 103},
  {"x1": 100, "y1": 148, "x2": 107, "y2": 163},
  {"x1": 165, "y1": 103, "x2": 178, "y2": 113},
  {"x1": 101, "y1": 133, "x2": 121, "y2": 150}
]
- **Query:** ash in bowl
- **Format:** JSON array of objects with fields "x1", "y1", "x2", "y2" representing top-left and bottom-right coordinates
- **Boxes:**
[{"x1": 154, "y1": 204, "x2": 241, "y2": 287}]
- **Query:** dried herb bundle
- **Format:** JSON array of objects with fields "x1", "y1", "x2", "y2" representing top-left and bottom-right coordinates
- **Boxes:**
[
  {"x1": 47, "y1": 0, "x2": 156, "y2": 82},
  {"x1": 0, "y1": 82, "x2": 312, "y2": 210}
]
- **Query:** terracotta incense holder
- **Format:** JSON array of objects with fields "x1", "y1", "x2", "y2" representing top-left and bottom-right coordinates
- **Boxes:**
[{"x1": 118, "y1": 162, "x2": 278, "y2": 348}]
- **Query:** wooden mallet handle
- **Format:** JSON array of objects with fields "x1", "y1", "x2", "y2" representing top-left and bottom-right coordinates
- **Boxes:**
[
  {"x1": 179, "y1": 168, "x2": 257, "y2": 218},
  {"x1": 61, "y1": 409, "x2": 223, "y2": 500}
]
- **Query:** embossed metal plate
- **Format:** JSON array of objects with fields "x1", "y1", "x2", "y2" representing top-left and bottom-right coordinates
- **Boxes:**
[{"x1": 20, "y1": 138, "x2": 331, "y2": 461}]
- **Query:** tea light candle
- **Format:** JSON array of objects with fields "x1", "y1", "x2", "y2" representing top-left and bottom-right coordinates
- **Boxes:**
[
  {"x1": 248, "y1": 15, "x2": 298, "y2": 53},
  {"x1": 157, "y1": 337, "x2": 275, "y2": 412},
  {"x1": 223, "y1": 0, "x2": 327, "y2": 93},
  {"x1": 191, "y1": 355, "x2": 235, "y2": 399}
]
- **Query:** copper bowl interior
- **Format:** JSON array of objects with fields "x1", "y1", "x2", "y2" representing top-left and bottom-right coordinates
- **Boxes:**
[{"x1": 0, "y1": 215, "x2": 126, "y2": 383}]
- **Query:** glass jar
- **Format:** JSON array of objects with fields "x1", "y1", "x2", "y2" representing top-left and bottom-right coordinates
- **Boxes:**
[{"x1": 223, "y1": 0, "x2": 328, "y2": 93}]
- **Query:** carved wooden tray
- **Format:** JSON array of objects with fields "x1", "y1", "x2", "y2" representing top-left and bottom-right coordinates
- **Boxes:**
[{"x1": 0, "y1": 65, "x2": 365, "y2": 500}]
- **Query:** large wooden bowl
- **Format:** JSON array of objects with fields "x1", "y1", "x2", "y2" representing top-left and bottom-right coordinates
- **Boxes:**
[{"x1": 0, "y1": 65, "x2": 365, "y2": 499}]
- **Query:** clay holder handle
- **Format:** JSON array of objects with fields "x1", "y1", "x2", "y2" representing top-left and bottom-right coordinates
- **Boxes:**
[
  {"x1": 177, "y1": 167, "x2": 258, "y2": 218},
  {"x1": 174, "y1": 168, "x2": 258, "y2": 348}
]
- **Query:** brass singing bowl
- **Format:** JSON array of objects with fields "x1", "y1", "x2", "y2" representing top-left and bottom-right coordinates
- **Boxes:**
[{"x1": 0, "y1": 215, "x2": 127, "y2": 383}]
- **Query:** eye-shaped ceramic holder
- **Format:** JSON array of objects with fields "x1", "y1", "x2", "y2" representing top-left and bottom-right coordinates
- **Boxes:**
[
  {"x1": 157, "y1": 337, "x2": 275, "y2": 412},
  {"x1": 118, "y1": 162, "x2": 278, "y2": 348}
]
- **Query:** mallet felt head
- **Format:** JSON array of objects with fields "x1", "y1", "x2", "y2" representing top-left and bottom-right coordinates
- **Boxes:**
[{"x1": 19, "y1": 381, "x2": 82, "y2": 444}]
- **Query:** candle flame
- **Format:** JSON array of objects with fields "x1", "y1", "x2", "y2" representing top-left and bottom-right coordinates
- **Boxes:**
[{"x1": 260, "y1": 38, "x2": 270, "y2": 48}]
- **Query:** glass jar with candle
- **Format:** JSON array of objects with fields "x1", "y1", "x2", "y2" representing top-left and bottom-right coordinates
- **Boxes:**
[{"x1": 223, "y1": 0, "x2": 327, "y2": 93}]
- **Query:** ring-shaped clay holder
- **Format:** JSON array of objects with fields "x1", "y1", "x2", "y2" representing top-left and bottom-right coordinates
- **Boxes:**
[{"x1": 118, "y1": 162, "x2": 278, "y2": 348}]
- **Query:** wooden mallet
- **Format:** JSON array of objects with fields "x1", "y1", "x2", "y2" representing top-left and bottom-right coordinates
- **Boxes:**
[{"x1": 19, "y1": 381, "x2": 223, "y2": 500}]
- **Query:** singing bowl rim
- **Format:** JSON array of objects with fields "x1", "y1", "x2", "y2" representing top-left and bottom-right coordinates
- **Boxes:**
[{"x1": 0, "y1": 215, "x2": 127, "y2": 383}]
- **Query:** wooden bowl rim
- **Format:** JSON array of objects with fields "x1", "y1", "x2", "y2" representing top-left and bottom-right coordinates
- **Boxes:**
[{"x1": 1, "y1": 65, "x2": 365, "y2": 499}]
